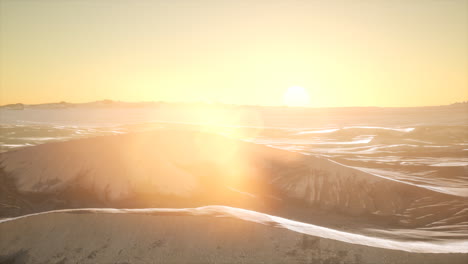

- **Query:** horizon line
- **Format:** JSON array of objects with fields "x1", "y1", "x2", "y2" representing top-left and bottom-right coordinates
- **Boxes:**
[{"x1": 1, "y1": 99, "x2": 468, "y2": 109}]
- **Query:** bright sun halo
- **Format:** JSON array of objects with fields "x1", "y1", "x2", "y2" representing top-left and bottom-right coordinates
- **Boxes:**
[{"x1": 283, "y1": 86, "x2": 311, "y2": 107}]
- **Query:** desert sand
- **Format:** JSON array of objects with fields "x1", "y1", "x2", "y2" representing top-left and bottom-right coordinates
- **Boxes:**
[
  {"x1": 1, "y1": 130, "x2": 467, "y2": 263},
  {"x1": 1, "y1": 130, "x2": 466, "y2": 226},
  {"x1": 1, "y1": 206, "x2": 467, "y2": 264}
]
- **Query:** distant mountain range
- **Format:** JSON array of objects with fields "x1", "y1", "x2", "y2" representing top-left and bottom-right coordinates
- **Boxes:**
[
  {"x1": 1, "y1": 100, "x2": 467, "y2": 110},
  {"x1": 0, "y1": 100, "x2": 161, "y2": 110}
]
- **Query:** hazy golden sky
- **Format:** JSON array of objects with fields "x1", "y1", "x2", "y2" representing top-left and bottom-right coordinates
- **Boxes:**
[{"x1": 1, "y1": 0, "x2": 467, "y2": 107}]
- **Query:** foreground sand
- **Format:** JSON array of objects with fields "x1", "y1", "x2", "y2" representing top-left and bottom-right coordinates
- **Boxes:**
[{"x1": 1, "y1": 206, "x2": 467, "y2": 264}]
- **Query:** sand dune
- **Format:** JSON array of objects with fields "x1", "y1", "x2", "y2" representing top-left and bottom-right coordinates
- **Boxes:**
[
  {"x1": 1, "y1": 130, "x2": 466, "y2": 230},
  {"x1": 1, "y1": 129, "x2": 467, "y2": 263},
  {"x1": 1, "y1": 206, "x2": 467, "y2": 264}
]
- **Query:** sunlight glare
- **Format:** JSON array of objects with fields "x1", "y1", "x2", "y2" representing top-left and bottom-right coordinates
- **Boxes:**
[{"x1": 283, "y1": 86, "x2": 311, "y2": 107}]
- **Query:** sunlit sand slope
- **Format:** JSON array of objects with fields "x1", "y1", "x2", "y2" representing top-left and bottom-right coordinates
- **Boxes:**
[
  {"x1": 1, "y1": 206, "x2": 467, "y2": 264},
  {"x1": 1, "y1": 130, "x2": 466, "y2": 228}
]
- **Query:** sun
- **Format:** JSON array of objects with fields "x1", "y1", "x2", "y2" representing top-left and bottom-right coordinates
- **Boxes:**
[{"x1": 283, "y1": 86, "x2": 311, "y2": 107}]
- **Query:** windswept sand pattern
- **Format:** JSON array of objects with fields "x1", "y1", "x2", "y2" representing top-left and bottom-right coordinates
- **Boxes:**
[{"x1": 268, "y1": 157, "x2": 468, "y2": 228}]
